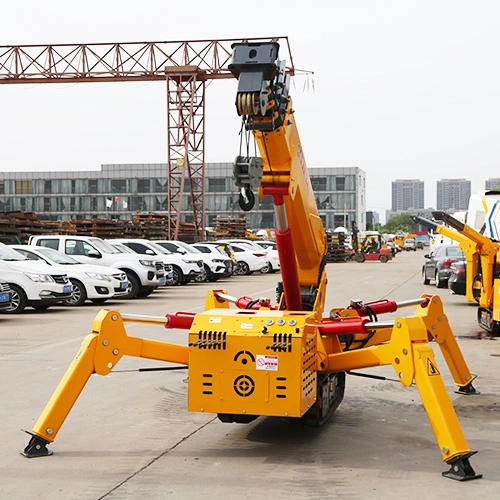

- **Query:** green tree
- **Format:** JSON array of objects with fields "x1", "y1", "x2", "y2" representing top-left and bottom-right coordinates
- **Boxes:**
[{"x1": 382, "y1": 214, "x2": 417, "y2": 233}]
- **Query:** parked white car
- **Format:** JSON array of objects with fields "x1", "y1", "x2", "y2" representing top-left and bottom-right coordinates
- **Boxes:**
[
  {"x1": 107, "y1": 239, "x2": 203, "y2": 286},
  {"x1": 217, "y1": 241, "x2": 269, "y2": 275},
  {"x1": 28, "y1": 235, "x2": 166, "y2": 299},
  {"x1": 0, "y1": 242, "x2": 72, "y2": 313},
  {"x1": 154, "y1": 240, "x2": 232, "y2": 282},
  {"x1": 191, "y1": 243, "x2": 234, "y2": 278},
  {"x1": 11, "y1": 245, "x2": 129, "y2": 306},
  {"x1": 229, "y1": 239, "x2": 280, "y2": 274}
]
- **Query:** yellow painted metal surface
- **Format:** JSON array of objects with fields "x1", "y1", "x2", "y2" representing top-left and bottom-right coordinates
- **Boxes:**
[
  {"x1": 253, "y1": 100, "x2": 326, "y2": 288},
  {"x1": 187, "y1": 308, "x2": 317, "y2": 418},
  {"x1": 493, "y1": 279, "x2": 500, "y2": 322}
]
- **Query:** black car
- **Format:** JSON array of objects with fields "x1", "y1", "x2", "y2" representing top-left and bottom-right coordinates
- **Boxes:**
[
  {"x1": 448, "y1": 261, "x2": 466, "y2": 295},
  {"x1": 422, "y1": 245, "x2": 465, "y2": 288}
]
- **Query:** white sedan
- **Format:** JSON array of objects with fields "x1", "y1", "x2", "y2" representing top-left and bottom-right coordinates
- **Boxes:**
[
  {"x1": 10, "y1": 245, "x2": 129, "y2": 306},
  {"x1": 223, "y1": 242, "x2": 269, "y2": 276},
  {"x1": 217, "y1": 239, "x2": 278, "y2": 274}
]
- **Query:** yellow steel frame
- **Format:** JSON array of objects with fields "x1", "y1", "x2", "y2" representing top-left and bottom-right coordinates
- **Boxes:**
[
  {"x1": 25, "y1": 293, "x2": 477, "y2": 474},
  {"x1": 436, "y1": 222, "x2": 500, "y2": 315}
]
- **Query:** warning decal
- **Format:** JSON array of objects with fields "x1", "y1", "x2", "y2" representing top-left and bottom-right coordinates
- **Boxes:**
[
  {"x1": 427, "y1": 358, "x2": 440, "y2": 376},
  {"x1": 256, "y1": 354, "x2": 278, "y2": 371}
]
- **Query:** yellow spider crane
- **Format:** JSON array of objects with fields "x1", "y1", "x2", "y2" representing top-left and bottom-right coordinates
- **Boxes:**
[{"x1": 22, "y1": 41, "x2": 481, "y2": 481}]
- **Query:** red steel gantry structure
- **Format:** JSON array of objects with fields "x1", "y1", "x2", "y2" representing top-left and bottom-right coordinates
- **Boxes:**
[{"x1": 0, "y1": 38, "x2": 294, "y2": 240}]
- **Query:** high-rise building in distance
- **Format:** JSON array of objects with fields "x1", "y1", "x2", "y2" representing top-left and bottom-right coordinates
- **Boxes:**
[
  {"x1": 436, "y1": 179, "x2": 471, "y2": 211},
  {"x1": 391, "y1": 179, "x2": 424, "y2": 211},
  {"x1": 485, "y1": 178, "x2": 500, "y2": 191}
]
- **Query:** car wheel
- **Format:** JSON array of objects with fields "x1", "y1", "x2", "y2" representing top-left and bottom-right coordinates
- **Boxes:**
[
  {"x1": 63, "y1": 279, "x2": 87, "y2": 306},
  {"x1": 32, "y1": 304, "x2": 51, "y2": 311},
  {"x1": 235, "y1": 261, "x2": 250, "y2": 275},
  {"x1": 90, "y1": 298, "x2": 108, "y2": 305},
  {"x1": 170, "y1": 266, "x2": 184, "y2": 286},
  {"x1": 138, "y1": 286, "x2": 155, "y2": 297},
  {"x1": 195, "y1": 265, "x2": 209, "y2": 283},
  {"x1": 260, "y1": 263, "x2": 272, "y2": 274},
  {"x1": 379, "y1": 255, "x2": 388, "y2": 263},
  {"x1": 6, "y1": 284, "x2": 27, "y2": 314},
  {"x1": 422, "y1": 270, "x2": 430, "y2": 285},
  {"x1": 435, "y1": 271, "x2": 446, "y2": 288},
  {"x1": 123, "y1": 272, "x2": 140, "y2": 299}
]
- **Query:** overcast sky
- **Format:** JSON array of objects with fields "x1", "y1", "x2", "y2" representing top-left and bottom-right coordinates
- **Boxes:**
[{"x1": 2, "y1": 1, "x2": 499, "y2": 222}]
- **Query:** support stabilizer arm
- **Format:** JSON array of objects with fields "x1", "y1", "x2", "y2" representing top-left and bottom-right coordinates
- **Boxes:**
[{"x1": 22, "y1": 309, "x2": 189, "y2": 457}]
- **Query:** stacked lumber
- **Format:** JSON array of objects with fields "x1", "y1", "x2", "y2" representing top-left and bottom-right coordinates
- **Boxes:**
[
  {"x1": 0, "y1": 210, "x2": 207, "y2": 244},
  {"x1": 70, "y1": 218, "x2": 131, "y2": 239},
  {"x1": 213, "y1": 216, "x2": 247, "y2": 238},
  {"x1": 0, "y1": 211, "x2": 61, "y2": 244},
  {"x1": 134, "y1": 212, "x2": 169, "y2": 239}
]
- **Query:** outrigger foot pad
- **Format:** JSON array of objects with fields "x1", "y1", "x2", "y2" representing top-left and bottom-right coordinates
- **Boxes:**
[
  {"x1": 21, "y1": 430, "x2": 53, "y2": 458},
  {"x1": 455, "y1": 381, "x2": 480, "y2": 395},
  {"x1": 442, "y1": 451, "x2": 482, "y2": 481}
]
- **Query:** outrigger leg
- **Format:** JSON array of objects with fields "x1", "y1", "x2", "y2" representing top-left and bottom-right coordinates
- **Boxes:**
[
  {"x1": 319, "y1": 300, "x2": 482, "y2": 480},
  {"x1": 22, "y1": 309, "x2": 191, "y2": 457}
]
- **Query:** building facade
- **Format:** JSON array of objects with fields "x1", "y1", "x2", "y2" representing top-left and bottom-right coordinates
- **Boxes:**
[
  {"x1": 0, "y1": 163, "x2": 367, "y2": 232},
  {"x1": 366, "y1": 210, "x2": 380, "y2": 228},
  {"x1": 391, "y1": 179, "x2": 424, "y2": 211},
  {"x1": 485, "y1": 178, "x2": 500, "y2": 191},
  {"x1": 436, "y1": 179, "x2": 471, "y2": 211}
]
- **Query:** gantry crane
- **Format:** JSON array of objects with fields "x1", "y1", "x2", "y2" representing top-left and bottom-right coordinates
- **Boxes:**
[{"x1": 0, "y1": 37, "x2": 294, "y2": 240}]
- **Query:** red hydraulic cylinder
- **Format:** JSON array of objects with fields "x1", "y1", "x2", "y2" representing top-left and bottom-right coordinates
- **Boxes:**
[
  {"x1": 347, "y1": 299, "x2": 398, "y2": 316},
  {"x1": 264, "y1": 186, "x2": 303, "y2": 311},
  {"x1": 317, "y1": 317, "x2": 369, "y2": 336},
  {"x1": 164, "y1": 312, "x2": 196, "y2": 330}
]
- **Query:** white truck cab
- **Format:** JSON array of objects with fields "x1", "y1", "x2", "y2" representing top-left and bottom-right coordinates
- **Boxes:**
[{"x1": 28, "y1": 235, "x2": 166, "y2": 299}]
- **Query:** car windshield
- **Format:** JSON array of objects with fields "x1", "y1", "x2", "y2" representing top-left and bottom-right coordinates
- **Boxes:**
[
  {"x1": 175, "y1": 241, "x2": 202, "y2": 254},
  {"x1": 36, "y1": 246, "x2": 79, "y2": 265},
  {"x1": 110, "y1": 242, "x2": 134, "y2": 253},
  {"x1": 0, "y1": 244, "x2": 26, "y2": 261},
  {"x1": 91, "y1": 238, "x2": 122, "y2": 254},
  {"x1": 148, "y1": 242, "x2": 172, "y2": 255},
  {"x1": 446, "y1": 247, "x2": 465, "y2": 257}
]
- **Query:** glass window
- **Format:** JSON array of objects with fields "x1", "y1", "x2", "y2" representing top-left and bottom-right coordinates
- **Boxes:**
[
  {"x1": 0, "y1": 181, "x2": 4, "y2": 194},
  {"x1": 208, "y1": 178, "x2": 226, "y2": 192},
  {"x1": 15, "y1": 180, "x2": 33, "y2": 194},
  {"x1": 65, "y1": 239, "x2": 96, "y2": 256},
  {"x1": 36, "y1": 239, "x2": 60, "y2": 250},
  {"x1": 193, "y1": 245, "x2": 209, "y2": 253},
  {"x1": 88, "y1": 179, "x2": 98, "y2": 193},
  {"x1": 124, "y1": 242, "x2": 155, "y2": 254},
  {"x1": 138, "y1": 179, "x2": 151, "y2": 192},
  {"x1": 111, "y1": 179, "x2": 127, "y2": 192},
  {"x1": 155, "y1": 178, "x2": 168, "y2": 193},
  {"x1": 335, "y1": 177, "x2": 345, "y2": 191},
  {"x1": 158, "y1": 242, "x2": 177, "y2": 252},
  {"x1": 44, "y1": 180, "x2": 52, "y2": 193},
  {"x1": 311, "y1": 177, "x2": 327, "y2": 191}
]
